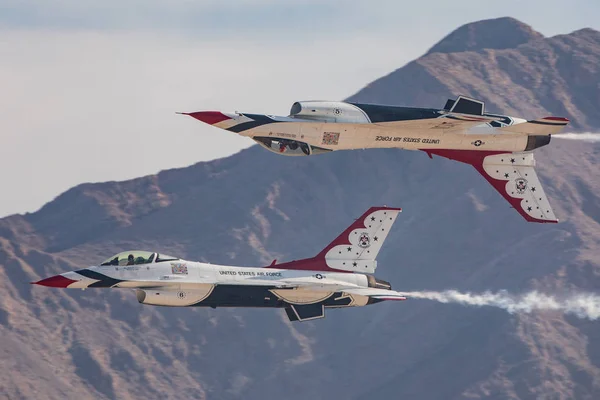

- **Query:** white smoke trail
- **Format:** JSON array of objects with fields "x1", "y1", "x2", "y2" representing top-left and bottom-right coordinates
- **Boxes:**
[
  {"x1": 396, "y1": 290, "x2": 600, "y2": 320},
  {"x1": 553, "y1": 132, "x2": 600, "y2": 142}
]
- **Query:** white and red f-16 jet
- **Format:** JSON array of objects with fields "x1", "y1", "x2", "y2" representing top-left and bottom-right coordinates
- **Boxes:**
[
  {"x1": 33, "y1": 207, "x2": 406, "y2": 322},
  {"x1": 182, "y1": 96, "x2": 569, "y2": 223}
]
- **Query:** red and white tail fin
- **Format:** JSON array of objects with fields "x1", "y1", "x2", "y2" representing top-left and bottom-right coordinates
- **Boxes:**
[
  {"x1": 480, "y1": 152, "x2": 558, "y2": 222},
  {"x1": 271, "y1": 207, "x2": 401, "y2": 273},
  {"x1": 317, "y1": 207, "x2": 402, "y2": 273},
  {"x1": 426, "y1": 150, "x2": 557, "y2": 223}
]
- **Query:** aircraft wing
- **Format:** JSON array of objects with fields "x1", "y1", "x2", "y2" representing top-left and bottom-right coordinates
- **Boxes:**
[
  {"x1": 372, "y1": 113, "x2": 503, "y2": 133},
  {"x1": 278, "y1": 283, "x2": 408, "y2": 301},
  {"x1": 115, "y1": 278, "x2": 292, "y2": 290},
  {"x1": 279, "y1": 286, "x2": 407, "y2": 322},
  {"x1": 371, "y1": 95, "x2": 502, "y2": 133}
]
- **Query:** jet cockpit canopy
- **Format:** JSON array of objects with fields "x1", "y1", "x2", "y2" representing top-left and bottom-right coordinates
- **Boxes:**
[{"x1": 100, "y1": 251, "x2": 179, "y2": 266}]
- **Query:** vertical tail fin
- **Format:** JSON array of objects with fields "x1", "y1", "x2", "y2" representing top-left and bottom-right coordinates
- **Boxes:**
[
  {"x1": 316, "y1": 207, "x2": 402, "y2": 273},
  {"x1": 425, "y1": 149, "x2": 558, "y2": 223},
  {"x1": 271, "y1": 207, "x2": 402, "y2": 273}
]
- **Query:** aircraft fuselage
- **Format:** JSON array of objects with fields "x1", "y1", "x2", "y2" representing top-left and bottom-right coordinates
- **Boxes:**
[{"x1": 46, "y1": 261, "x2": 384, "y2": 310}]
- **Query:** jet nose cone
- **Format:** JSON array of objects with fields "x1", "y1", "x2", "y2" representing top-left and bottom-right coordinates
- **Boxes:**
[
  {"x1": 181, "y1": 111, "x2": 232, "y2": 125},
  {"x1": 32, "y1": 275, "x2": 77, "y2": 288}
]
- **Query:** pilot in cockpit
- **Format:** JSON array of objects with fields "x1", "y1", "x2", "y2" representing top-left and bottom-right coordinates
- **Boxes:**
[{"x1": 100, "y1": 251, "x2": 178, "y2": 267}]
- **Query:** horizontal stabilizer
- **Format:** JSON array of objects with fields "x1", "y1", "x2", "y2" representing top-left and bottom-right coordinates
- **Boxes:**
[{"x1": 497, "y1": 117, "x2": 569, "y2": 135}]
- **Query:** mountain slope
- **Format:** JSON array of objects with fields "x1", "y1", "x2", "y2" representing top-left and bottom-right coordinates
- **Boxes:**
[{"x1": 1, "y1": 18, "x2": 599, "y2": 400}]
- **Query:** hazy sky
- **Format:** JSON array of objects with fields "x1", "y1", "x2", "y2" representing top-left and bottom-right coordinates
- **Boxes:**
[{"x1": 1, "y1": 1, "x2": 599, "y2": 217}]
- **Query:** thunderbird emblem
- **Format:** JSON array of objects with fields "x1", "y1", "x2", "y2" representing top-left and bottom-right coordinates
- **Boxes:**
[
  {"x1": 358, "y1": 232, "x2": 371, "y2": 248},
  {"x1": 515, "y1": 178, "x2": 528, "y2": 194}
]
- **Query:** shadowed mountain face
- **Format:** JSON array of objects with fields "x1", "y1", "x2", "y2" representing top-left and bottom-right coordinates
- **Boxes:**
[{"x1": 1, "y1": 19, "x2": 600, "y2": 400}]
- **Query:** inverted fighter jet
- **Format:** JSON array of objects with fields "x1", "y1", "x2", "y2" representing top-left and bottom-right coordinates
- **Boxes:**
[
  {"x1": 33, "y1": 207, "x2": 406, "y2": 322},
  {"x1": 182, "y1": 96, "x2": 569, "y2": 223}
]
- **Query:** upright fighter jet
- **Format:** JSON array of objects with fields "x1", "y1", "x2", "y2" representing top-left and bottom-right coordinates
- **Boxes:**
[
  {"x1": 33, "y1": 207, "x2": 406, "y2": 322},
  {"x1": 182, "y1": 96, "x2": 569, "y2": 223}
]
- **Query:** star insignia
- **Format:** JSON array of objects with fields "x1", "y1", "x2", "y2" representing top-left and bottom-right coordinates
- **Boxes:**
[
  {"x1": 527, "y1": 206, "x2": 532, "y2": 211},
  {"x1": 374, "y1": 236, "x2": 378, "y2": 241},
  {"x1": 510, "y1": 158, "x2": 515, "y2": 163},
  {"x1": 531, "y1": 187, "x2": 536, "y2": 192},
  {"x1": 347, "y1": 247, "x2": 352, "y2": 252},
  {"x1": 504, "y1": 173, "x2": 509, "y2": 178},
  {"x1": 352, "y1": 262, "x2": 357, "y2": 267},
  {"x1": 371, "y1": 216, "x2": 375, "y2": 221}
]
